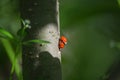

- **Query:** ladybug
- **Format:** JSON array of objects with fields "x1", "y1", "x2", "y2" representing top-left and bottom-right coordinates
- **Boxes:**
[{"x1": 59, "y1": 36, "x2": 67, "y2": 49}]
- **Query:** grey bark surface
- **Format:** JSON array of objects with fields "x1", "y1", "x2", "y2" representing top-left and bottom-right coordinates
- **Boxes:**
[{"x1": 20, "y1": 0, "x2": 61, "y2": 80}]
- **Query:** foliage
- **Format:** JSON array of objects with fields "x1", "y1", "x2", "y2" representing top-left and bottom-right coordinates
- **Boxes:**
[
  {"x1": 0, "y1": 19, "x2": 50, "y2": 80},
  {"x1": 60, "y1": 0, "x2": 120, "y2": 80}
]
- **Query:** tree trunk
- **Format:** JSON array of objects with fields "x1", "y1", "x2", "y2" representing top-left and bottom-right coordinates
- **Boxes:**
[{"x1": 20, "y1": 0, "x2": 61, "y2": 80}]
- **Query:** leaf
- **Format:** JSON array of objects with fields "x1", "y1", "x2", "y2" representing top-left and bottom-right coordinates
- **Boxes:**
[
  {"x1": 17, "y1": 27, "x2": 26, "y2": 38},
  {"x1": 0, "y1": 27, "x2": 14, "y2": 40},
  {"x1": 117, "y1": 0, "x2": 120, "y2": 7},
  {"x1": 21, "y1": 19, "x2": 26, "y2": 26},
  {"x1": 0, "y1": 39, "x2": 22, "y2": 80},
  {"x1": 0, "y1": 35, "x2": 9, "y2": 39},
  {"x1": 22, "y1": 39, "x2": 50, "y2": 45}
]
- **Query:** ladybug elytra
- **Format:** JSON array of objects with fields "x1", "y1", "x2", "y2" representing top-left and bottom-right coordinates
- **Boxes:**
[{"x1": 59, "y1": 36, "x2": 67, "y2": 49}]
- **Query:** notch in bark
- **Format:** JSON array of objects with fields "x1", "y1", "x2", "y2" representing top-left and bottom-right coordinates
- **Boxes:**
[{"x1": 20, "y1": 0, "x2": 61, "y2": 80}]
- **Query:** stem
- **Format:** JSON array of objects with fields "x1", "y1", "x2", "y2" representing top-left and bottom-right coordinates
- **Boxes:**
[{"x1": 0, "y1": 38, "x2": 22, "y2": 80}]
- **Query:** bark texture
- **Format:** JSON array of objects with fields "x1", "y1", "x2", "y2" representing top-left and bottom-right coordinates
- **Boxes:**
[{"x1": 20, "y1": 0, "x2": 61, "y2": 80}]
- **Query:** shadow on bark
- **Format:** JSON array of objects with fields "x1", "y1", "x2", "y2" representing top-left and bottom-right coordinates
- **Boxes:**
[{"x1": 23, "y1": 51, "x2": 61, "y2": 80}]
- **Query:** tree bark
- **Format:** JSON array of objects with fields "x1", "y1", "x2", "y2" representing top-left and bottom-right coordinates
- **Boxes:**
[{"x1": 20, "y1": 0, "x2": 61, "y2": 80}]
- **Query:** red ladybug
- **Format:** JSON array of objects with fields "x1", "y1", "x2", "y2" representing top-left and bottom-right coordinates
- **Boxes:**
[{"x1": 59, "y1": 36, "x2": 67, "y2": 49}]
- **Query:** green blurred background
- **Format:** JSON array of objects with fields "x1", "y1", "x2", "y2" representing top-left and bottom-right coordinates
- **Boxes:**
[
  {"x1": 0, "y1": 0, "x2": 120, "y2": 80},
  {"x1": 60, "y1": 0, "x2": 120, "y2": 80}
]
